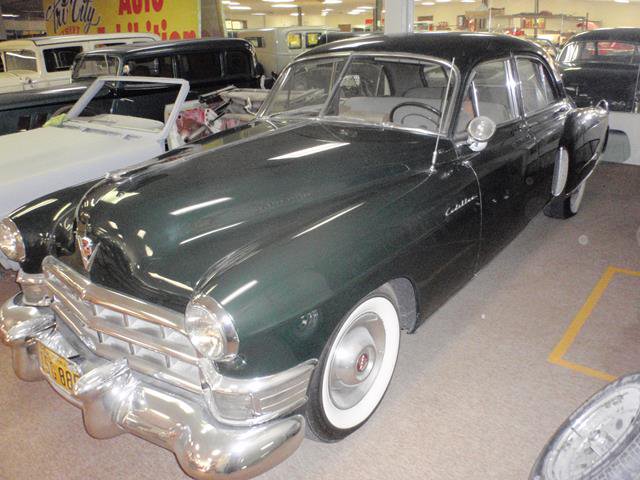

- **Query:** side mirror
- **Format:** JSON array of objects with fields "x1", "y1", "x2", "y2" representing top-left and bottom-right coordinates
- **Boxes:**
[{"x1": 467, "y1": 116, "x2": 496, "y2": 152}]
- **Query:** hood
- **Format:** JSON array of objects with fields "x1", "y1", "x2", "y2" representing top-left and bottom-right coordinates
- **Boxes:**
[
  {"x1": 74, "y1": 120, "x2": 442, "y2": 311},
  {"x1": 560, "y1": 63, "x2": 640, "y2": 111},
  {"x1": 0, "y1": 71, "x2": 27, "y2": 91},
  {"x1": 0, "y1": 124, "x2": 161, "y2": 217}
]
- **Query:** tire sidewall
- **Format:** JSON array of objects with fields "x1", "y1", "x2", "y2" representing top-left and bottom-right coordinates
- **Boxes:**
[{"x1": 306, "y1": 286, "x2": 401, "y2": 442}]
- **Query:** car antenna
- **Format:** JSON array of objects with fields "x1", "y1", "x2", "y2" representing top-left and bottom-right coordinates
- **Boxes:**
[{"x1": 430, "y1": 57, "x2": 455, "y2": 173}]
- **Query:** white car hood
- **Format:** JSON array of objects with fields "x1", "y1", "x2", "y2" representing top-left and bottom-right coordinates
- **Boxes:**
[
  {"x1": 0, "y1": 71, "x2": 27, "y2": 89},
  {"x1": 0, "y1": 125, "x2": 164, "y2": 217}
]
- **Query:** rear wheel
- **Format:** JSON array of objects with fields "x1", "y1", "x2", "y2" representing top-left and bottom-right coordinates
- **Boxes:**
[
  {"x1": 545, "y1": 180, "x2": 587, "y2": 219},
  {"x1": 306, "y1": 285, "x2": 401, "y2": 442}
]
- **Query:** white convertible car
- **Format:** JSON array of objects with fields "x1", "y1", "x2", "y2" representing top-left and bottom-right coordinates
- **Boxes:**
[{"x1": 0, "y1": 76, "x2": 189, "y2": 269}]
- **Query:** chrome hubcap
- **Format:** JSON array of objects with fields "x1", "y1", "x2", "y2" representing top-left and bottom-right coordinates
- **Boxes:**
[
  {"x1": 328, "y1": 312, "x2": 386, "y2": 410},
  {"x1": 545, "y1": 385, "x2": 640, "y2": 479}
]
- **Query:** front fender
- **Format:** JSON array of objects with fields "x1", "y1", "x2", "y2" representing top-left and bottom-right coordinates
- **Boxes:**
[
  {"x1": 9, "y1": 180, "x2": 97, "y2": 273},
  {"x1": 562, "y1": 104, "x2": 609, "y2": 193}
]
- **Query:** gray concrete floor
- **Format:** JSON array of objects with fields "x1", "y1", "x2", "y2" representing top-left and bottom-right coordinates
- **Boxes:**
[{"x1": 0, "y1": 162, "x2": 638, "y2": 480}]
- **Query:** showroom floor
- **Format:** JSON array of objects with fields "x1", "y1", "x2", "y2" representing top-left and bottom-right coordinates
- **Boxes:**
[{"x1": 0, "y1": 162, "x2": 638, "y2": 480}]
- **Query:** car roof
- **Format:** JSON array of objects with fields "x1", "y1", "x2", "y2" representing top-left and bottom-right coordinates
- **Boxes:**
[
  {"x1": 0, "y1": 33, "x2": 158, "y2": 48},
  {"x1": 298, "y1": 32, "x2": 547, "y2": 71},
  {"x1": 568, "y1": 28, "x2": 640, "y2": 43},
  {"x1": 78, "y1": 38, "x2": 253, "y2": 58}
]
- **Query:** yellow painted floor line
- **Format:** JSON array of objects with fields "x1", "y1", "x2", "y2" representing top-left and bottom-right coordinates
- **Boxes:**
[{"x1": 548, "y1": 266, "x2": 640, "y2": 382}]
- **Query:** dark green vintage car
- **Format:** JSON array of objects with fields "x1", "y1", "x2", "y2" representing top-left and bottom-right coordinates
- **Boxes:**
[{"x1": 0, "y1": 33, "x2": 608, "y2": 479}]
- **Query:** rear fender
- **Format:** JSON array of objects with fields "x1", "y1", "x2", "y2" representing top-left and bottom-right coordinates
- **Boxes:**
[{"x1": 562, "y1": 103, "x2": 609, "y2": 193}]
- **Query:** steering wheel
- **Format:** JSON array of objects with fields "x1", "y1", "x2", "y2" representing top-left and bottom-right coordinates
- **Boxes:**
[{"x1": 389, "y1": 101, "x2": 442, "y2": 128}]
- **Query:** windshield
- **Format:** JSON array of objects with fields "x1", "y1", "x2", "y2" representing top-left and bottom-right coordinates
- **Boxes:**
[
  {"x1": 560, "y1": 40, "x2": 640, "y2": 65},
  {"x1": 262, "y1": 54, "x2": 455, "y2": 134},
  {"x1": 4, "y1": 49, "x2": 37, "y2": 72},
  {"x1": 73, "y1": 55, "x2": 120, "y2": 80}
]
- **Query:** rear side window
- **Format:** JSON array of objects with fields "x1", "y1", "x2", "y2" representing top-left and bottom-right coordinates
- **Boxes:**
[
  {"x1": 125, "y1": 56, "x2": 173, "y2": 77},
  {"x1": 516, "y1": 58, "x2": 557, "y2": 114},
  {"x1": 306, "y1": 32, "x2": 321, "y2": 48},
  {"x1": 225, "y1": 50, "x2": 251, "y2": 77},
  {"x1": 560, "y1": 40, "x2": 640, "y2": 65},
  {"x1": 287, "y1": 33, "x2": 302, "y2": 50},
  {"x1": 246, "y1": 37, "x2": 265, "y2": 48},
  {"x1": 178, "y1": 51, "x2": 221, "y2": 81},
  {"x1": 456, "y1": 59, "x2": 518, "y2": 131}
]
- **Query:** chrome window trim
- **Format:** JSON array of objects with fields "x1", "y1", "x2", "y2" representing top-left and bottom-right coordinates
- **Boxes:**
[
  {"x1": 455, "y1": 57, "x2": 522, "y2": 133},
  {"x1": 513, "y1": 54, "x2": 563, "y2": 118},
  {"x1": 257, "y1": 51, "x2": 461, "y2": 136}
]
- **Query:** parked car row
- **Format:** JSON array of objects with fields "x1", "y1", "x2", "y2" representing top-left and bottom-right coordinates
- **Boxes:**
[
  {"x1": 0, "y1": 38, "x2": 262, "y2": 136},
  {"x1": 0, "y1": 31, "x2": 609, "y2": 479}
]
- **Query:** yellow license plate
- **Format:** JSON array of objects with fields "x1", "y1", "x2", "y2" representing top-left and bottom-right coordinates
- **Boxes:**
[{"x1": 37, "y1": 343, "x2": 80, "y2": 394}]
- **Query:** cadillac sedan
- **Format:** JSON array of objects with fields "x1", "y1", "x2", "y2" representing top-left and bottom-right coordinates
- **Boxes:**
[{"x1": 0, "y1": 33, "x2": 608, "y2": 479}]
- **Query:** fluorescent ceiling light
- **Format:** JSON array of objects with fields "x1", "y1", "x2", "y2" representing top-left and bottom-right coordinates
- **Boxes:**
[
  {"x1": 252, "y1": 12, "x2": 267, "y2": 15},
  {"x1": 271, "y1": 3, "x2": 298, "y2": 7},
  {"x1": 436, "y1": 0, "x2": 451, "y2": 2},
  {"x1": 228, "y1": 5, "x2": 251, "y2": 9},
  {"x1": 1, "y1": 13, "x2": 19, "y2": 18},
  {"x1": 323, "y1": 0, "x2": 342, "y2": 4},
  {"x1": 421, "y1": 1, "x2": 435, "y2": 4}
]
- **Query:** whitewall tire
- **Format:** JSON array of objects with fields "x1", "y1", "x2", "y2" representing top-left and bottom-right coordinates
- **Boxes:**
[{"x1": 306, "y1": 285, "x2": 401, "y2": 441}]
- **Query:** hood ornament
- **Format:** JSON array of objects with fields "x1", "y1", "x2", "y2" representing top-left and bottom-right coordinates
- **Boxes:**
[{"x1": 78, "y1": 235, "x2": 99, "y2": 271}]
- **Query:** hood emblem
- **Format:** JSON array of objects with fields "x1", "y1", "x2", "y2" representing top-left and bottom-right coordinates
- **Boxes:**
[{"x1": 78, "y1": 236, "x2": 99, "y2": 271}]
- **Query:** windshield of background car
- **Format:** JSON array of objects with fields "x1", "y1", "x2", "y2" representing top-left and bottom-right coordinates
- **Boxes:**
[
  {"x1": 72, "y1": 55, "x2": 120, "y2": 79},
  {"x1": 4, "y1": 49, "x2": 37, "y2": 71},
  {"x1": 63, "y1": 79, "x2": 183, "y2": 133},
  {"x1": 560, "y1": 40, "x2": 640, "y2": 65},
  {"x1": 263, "y1": 54, "x2": 455, "y2": 134}
]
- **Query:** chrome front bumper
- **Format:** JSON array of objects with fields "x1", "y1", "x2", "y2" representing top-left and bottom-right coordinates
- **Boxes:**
[{"x1": 0, "y1": 293, "x2": 305, "y2": 480}]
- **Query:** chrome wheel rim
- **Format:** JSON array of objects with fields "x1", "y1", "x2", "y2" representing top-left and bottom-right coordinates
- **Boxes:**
[
  {"x1": 321, "y1": 296, "x2": 400, "y2": 430},
  {"x1": 543, "y1": 384, "x2": 640, "y2": 480},
  {"x1": 570, "y1": 181, "x2": 587, "y2": 214}
]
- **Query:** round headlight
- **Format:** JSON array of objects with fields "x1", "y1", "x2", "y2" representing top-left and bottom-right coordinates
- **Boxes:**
[
  {"x1": 0, "y1": 218, "x2": 26, "y2": 262},
  {"x1": 185, "y1": 296, "x2": 239, "y2": 362}
]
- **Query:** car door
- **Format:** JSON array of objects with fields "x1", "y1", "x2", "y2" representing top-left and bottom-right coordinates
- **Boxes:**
[
  {"x1": 515, "y1": 56, "x2": 571, "y2": 217},
  {"x1": 455, "y1": 58, "x2": 538, "y2": 268}
]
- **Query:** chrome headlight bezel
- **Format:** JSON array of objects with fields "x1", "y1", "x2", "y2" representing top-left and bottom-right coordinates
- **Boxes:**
[
  {"x1": 0, "y1": 218, "x2": 26, "y2": 262},
  {"x1": 185, "y1": 296, "x2": 239, "y2": 363}
]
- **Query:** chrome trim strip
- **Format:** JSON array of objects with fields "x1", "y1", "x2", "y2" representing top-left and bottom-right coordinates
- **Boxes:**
[{"x1": 43, "y1": 256, "x2": 185, "y2": 332}]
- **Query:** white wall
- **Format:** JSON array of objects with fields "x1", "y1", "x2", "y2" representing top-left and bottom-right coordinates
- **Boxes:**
[{"x1": 228, "y1": 0, "x2": 640, "y2": 32}]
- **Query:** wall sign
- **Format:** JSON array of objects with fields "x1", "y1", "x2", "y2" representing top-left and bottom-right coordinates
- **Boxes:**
[{"x1": 43, "y1": 0, "x2": 200, "y2": 39}]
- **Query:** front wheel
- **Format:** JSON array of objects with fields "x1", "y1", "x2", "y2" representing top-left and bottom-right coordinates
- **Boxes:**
[{"x1": 306, "y1": 285, "x2": 401, "y2": 442}]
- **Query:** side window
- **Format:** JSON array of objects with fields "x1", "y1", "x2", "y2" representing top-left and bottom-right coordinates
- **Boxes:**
[
  {"x1": 43, "y1": 46, "x2": 83, "y2": 72},
  {"x1": 246, "y1": 37, "x2": 265, "y2": 48},
  {"x1": 125, "y1": 56, "x2": 173, "y2": 77},
  {"x1": 225, "y1": 50, "x2": 251, "y2": 77},
  {"x1": 306, "y1": 32, "x2": 321, "y2": 48},
  {"x1": 177, "y1": 51, "x2": 221, "y2": 81},
  {"x1": 287, "y1": 33, "x2": 302, "y2": 50},
  {"x1": 516, "y1": 58, "x2": 557, "y2": 114},
  {"x1": 456, "y1": 59, "x2": 517, "y2": 132}
]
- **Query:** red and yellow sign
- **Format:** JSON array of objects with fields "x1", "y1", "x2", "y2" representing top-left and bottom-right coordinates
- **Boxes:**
[{"x1": 43, "y1": 0, "x2": 200, "y2": 39}]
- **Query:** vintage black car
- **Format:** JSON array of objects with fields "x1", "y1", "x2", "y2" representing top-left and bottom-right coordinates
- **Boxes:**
[
  {"x1": 559, "y1": 28, "x2": 640, "y2": 112},
  {"x1": 0, "y1": 38, "x2": 261, "y2": 135},
  {"x1": 0, "y1": 33, "x2": 608, "y2": 479}
]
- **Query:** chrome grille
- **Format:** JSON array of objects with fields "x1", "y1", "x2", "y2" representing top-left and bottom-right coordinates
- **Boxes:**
[{"x1": 42, "y1": 256, "x2": 201, "y2": 394}]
